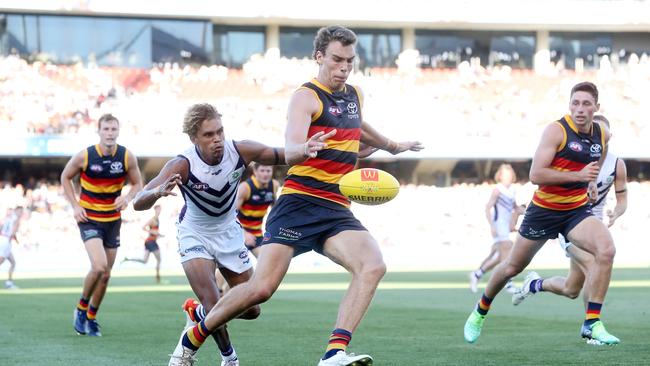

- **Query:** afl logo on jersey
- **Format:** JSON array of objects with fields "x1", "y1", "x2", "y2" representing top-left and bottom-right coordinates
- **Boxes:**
[
  {"x1": 568, "y1": 141, "x2": 583, "y2": 152},
  {"x1": 89, "y1": 164, "x2": 103, "y2": 172},
  {"x1": 191, "y1": 183, "x2": 209, "y2": 191},
  {"x1": 110, "y1": 162, "x2": 124, "y2": 174},
  {"x1": 328, "y1": 106, "x2": 342, "y2": 116}
]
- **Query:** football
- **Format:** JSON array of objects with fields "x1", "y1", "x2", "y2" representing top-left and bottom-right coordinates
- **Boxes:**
[{"x1": 338, "y1": 168, "x2": 400, "y2": 205}]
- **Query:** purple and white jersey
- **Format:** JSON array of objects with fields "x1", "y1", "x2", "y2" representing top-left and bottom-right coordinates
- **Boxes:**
[{"x1": 177, "y1": 140, "x2": 246, "y2": 232}]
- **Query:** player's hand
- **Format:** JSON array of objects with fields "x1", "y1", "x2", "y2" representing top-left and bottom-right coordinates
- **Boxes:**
[
  {"x1": 303, "y1": 130, "x2": 337, "y2": 159},
  {"x1": 577, "y1": 162, "x2": 599, "y2": 182},
  {"x1": 587, "y1": 181, "x2": 598, "y2": 203},
  {"x1": 157, "y1": 173, "x2": 182, "y2": 197},
  {"x1": 73, "y1": 204, "x2": 89, "y2": 223},
  {"x1": 389, "y1": 141, "x2": 424, "y2": 155},
  {"x1": 358, "y1": 143, "x2": 379, "y2": 159},
  {"x1": 490, "y1": 225, "x2": 497, "y2": 238},
  {"x1": 607, "y1": 209, "x2": 619, "y2": 227},
  {"x1": 114, "y1": 195, "x2": 129, "y2": 211}
]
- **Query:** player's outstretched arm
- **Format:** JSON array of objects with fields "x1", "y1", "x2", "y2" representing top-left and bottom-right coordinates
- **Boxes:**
[
  {"x1": 60, "y1": 150, "x2": 88, "y2": 223},
  {"x1": 133, "y1": 157, "x2": 188, "y2": 211},
  {"x1": 115, "y1": 149, "x2": 144, "y2": 211},
  {"x1": 608, "y1": 158, "x2": 628, "y2": 227},
  {"x1": 529, "y1": 122, "x2": 599, "y2": 185},
  {"x1": 360, "y1": 120, "x2": 423, "y2": 155},
  {"x1": 235, "y1": 140, "x2": 285, "y2": 166}
]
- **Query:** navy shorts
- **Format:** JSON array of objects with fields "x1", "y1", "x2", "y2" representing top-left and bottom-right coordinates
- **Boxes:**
[
  {"x1": 518, "y1": 203, "x2": 593, "y2": 241},
  {"x1": 78, "y1": 220, "x2": 121, "y2": 248},
  {"x1": 262, "y1": 195, "x2": 367, "y2": 256},
  {"x1": 145, "y1": 240, "x2": 160, "y2": 252}
]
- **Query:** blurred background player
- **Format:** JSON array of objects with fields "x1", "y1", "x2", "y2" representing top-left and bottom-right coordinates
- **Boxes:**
[
  {"x1": 170, "y1": 26, "x2": 423, "y2": 366},
  {"x1": 512, "y1": 115, "x2": 627, "y2": 346},
  {"x1": 61, "y1": 114, "x2": 144, "y2": 336},
  {"x1": 469, "y1": 164, "x2": 519, "y2": 294},
  {"x1": 0, "y1": 206, "x2": 24, "y2": 289},
  {"x1": 464, "y1": 82, "x2": 620, "y2": 346},
  {"x1": 122, "y1": 204, "x2": 164, "y2": 283},
  {"x1": 133, "y1": 103, "x2": 286, "y2": 366},
  {"x1": 236, "y1": 163, "x2": 279, "y2": 257}
]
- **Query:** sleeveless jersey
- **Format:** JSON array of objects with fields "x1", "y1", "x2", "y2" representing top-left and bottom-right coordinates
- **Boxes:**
[
  {"x1": 1, "y1": 214, "x2": 18, "y2": 237},
  {"x1": 237, "y1": 176, "x2": 276, "y2": 237},
  {"x1": 79, "y1": 144, "x2": 129, "y2": 222},
  {"x1": 146, "y1": 218, "x2": 159, "y2": 242},
  {"x1": 592, "y1": 152, "x2": 618, "y2": 220},
  {"x1": 177, "y1": 140, "x2": 246, "y2": 232},
  {"x1": 492, "y1": 183, "x2": 516, "y2": 223},
  {"x1": 532, "y1": 115, "x2": 604, "y2": 211},
  {"x1": 281, "y1": 78, "x2": 362, "y2": 209}
]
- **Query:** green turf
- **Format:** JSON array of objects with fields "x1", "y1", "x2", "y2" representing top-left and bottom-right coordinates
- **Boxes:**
[{"x1": 1, "y1": 270, "x2": 649, "y2": 365}]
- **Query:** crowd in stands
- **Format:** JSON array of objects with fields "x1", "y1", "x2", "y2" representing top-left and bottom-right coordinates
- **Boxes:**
[
  {"x1": 1, "y1": 51, "x2": 649, "y2": 143},
  {"x1": 2, "y1": 178, "x2": 648, "y2": 274}
]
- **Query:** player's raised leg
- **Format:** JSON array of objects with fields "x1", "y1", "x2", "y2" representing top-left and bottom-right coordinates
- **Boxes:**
[{"x1": 464, "y1": 234, "x2": 544, "y2": 343}]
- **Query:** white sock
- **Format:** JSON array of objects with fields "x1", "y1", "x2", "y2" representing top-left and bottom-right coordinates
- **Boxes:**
[{"x1": 474, "y1": 269, "x2": 484, "y2": 279}]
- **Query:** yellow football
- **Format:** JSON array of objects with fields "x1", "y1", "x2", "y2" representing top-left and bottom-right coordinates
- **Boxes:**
[{"x1": 339, "y1": 168, "x2": 400, "y2": 206}]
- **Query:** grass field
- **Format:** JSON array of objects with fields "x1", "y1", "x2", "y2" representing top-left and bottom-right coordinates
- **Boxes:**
[{"x1": 1, "y1": 269, "x2": 649, "y2": 365}]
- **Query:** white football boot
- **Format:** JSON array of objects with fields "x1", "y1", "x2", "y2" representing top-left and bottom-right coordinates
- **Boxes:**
[
  {"x1": 317, "y1": 351, "x2": 373, "y2": 366},
  {"x1": 512, "y1": 271, "x2": 541, "y2": 306}
]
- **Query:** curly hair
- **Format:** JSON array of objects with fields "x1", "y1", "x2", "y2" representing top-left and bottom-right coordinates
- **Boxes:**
[
  {"x1": 182, "y1": 103, "x2": 222, "y2": 137},
  {"x1": 313, "y1": 26, "x2": 357, "y2": 60}
]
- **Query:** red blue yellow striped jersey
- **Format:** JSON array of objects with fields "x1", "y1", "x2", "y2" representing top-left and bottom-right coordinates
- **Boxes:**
[
  {"x1": 281, "y1": 79, "x2": 362, "y2": 209},
  {"x1": 532, "y1": 115, "x2": 604, "y2": 211},
  {"x1": 146, "y1": 219, "x2": 159, "y2": 242},
  {"x1": 237, "y1": 176, "x2": 276, "y2": 237},
  {"x1": 79, "y1": 144, "x2": 129, "y2": 222}
]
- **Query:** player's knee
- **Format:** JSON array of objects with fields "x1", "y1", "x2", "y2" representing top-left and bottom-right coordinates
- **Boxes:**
[
  {"x1": 249, "y1": 285, "x2": 274, "y2": 304},
  {"x1": 595, "y1": 242, "x2": 616, "y2": 263},
  {"x1": 360, "y1": 260, "x2": 386, "y2": 283},
  {"x1": 564, "y1": 288, "x2": 580, "y2": 299},
  {"x1": 90, "y1": 263, "x2": 108, "y2": 274},
  {"x1": 238, "y1": 305, "x2": 261, "y2": 320},
  {"x1": 501, "y1": 262, "x2": 523, "y2": 279},
  {"x1": 100, "y1": 271, "x2": 111, "y2": 284}
]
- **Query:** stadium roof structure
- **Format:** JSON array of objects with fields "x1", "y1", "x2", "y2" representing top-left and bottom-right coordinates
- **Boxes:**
[{"x1": 2, "y1": 0, "x2": 650, "y2": 31}]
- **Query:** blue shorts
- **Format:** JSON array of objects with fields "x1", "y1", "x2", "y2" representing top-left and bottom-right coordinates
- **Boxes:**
[
  {"x1": 262, "y1": 195, "x2": 367, "y2": 256},
  {"x1": 145, "y1": 240, "x2": 160, "y2": 252},
  {"x1": 78, "y1": 219, "x2": 121, "y2": 248},
  {"x1": 518, "y1": 203, "x2": 593, "y2": 241}
]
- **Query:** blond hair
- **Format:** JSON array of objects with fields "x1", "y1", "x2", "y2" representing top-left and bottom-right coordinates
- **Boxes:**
[{"x1": 494, "y1": 163, "x2": 516, "y2": 183}]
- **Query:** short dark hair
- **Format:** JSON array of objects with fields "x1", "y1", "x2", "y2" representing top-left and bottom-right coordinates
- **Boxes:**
[
  {"x1": 593, "y1": 114, "x2": 610, "y2": 128},
  {"x1": 183, "y1": 103, "x2": 221, "y2": 138},
  {"x1": 313, "y1": 26, "x2": 357, "y2": 59},
  {"x1": 252, "y1": 162, "x2": 272, "y2": 170},
  {"x1": 570, "y1": 82, "x2": 599, "y2": 103},
  {"x1": 98, "y1": 114, "x2": 119, "y2": 129}
]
